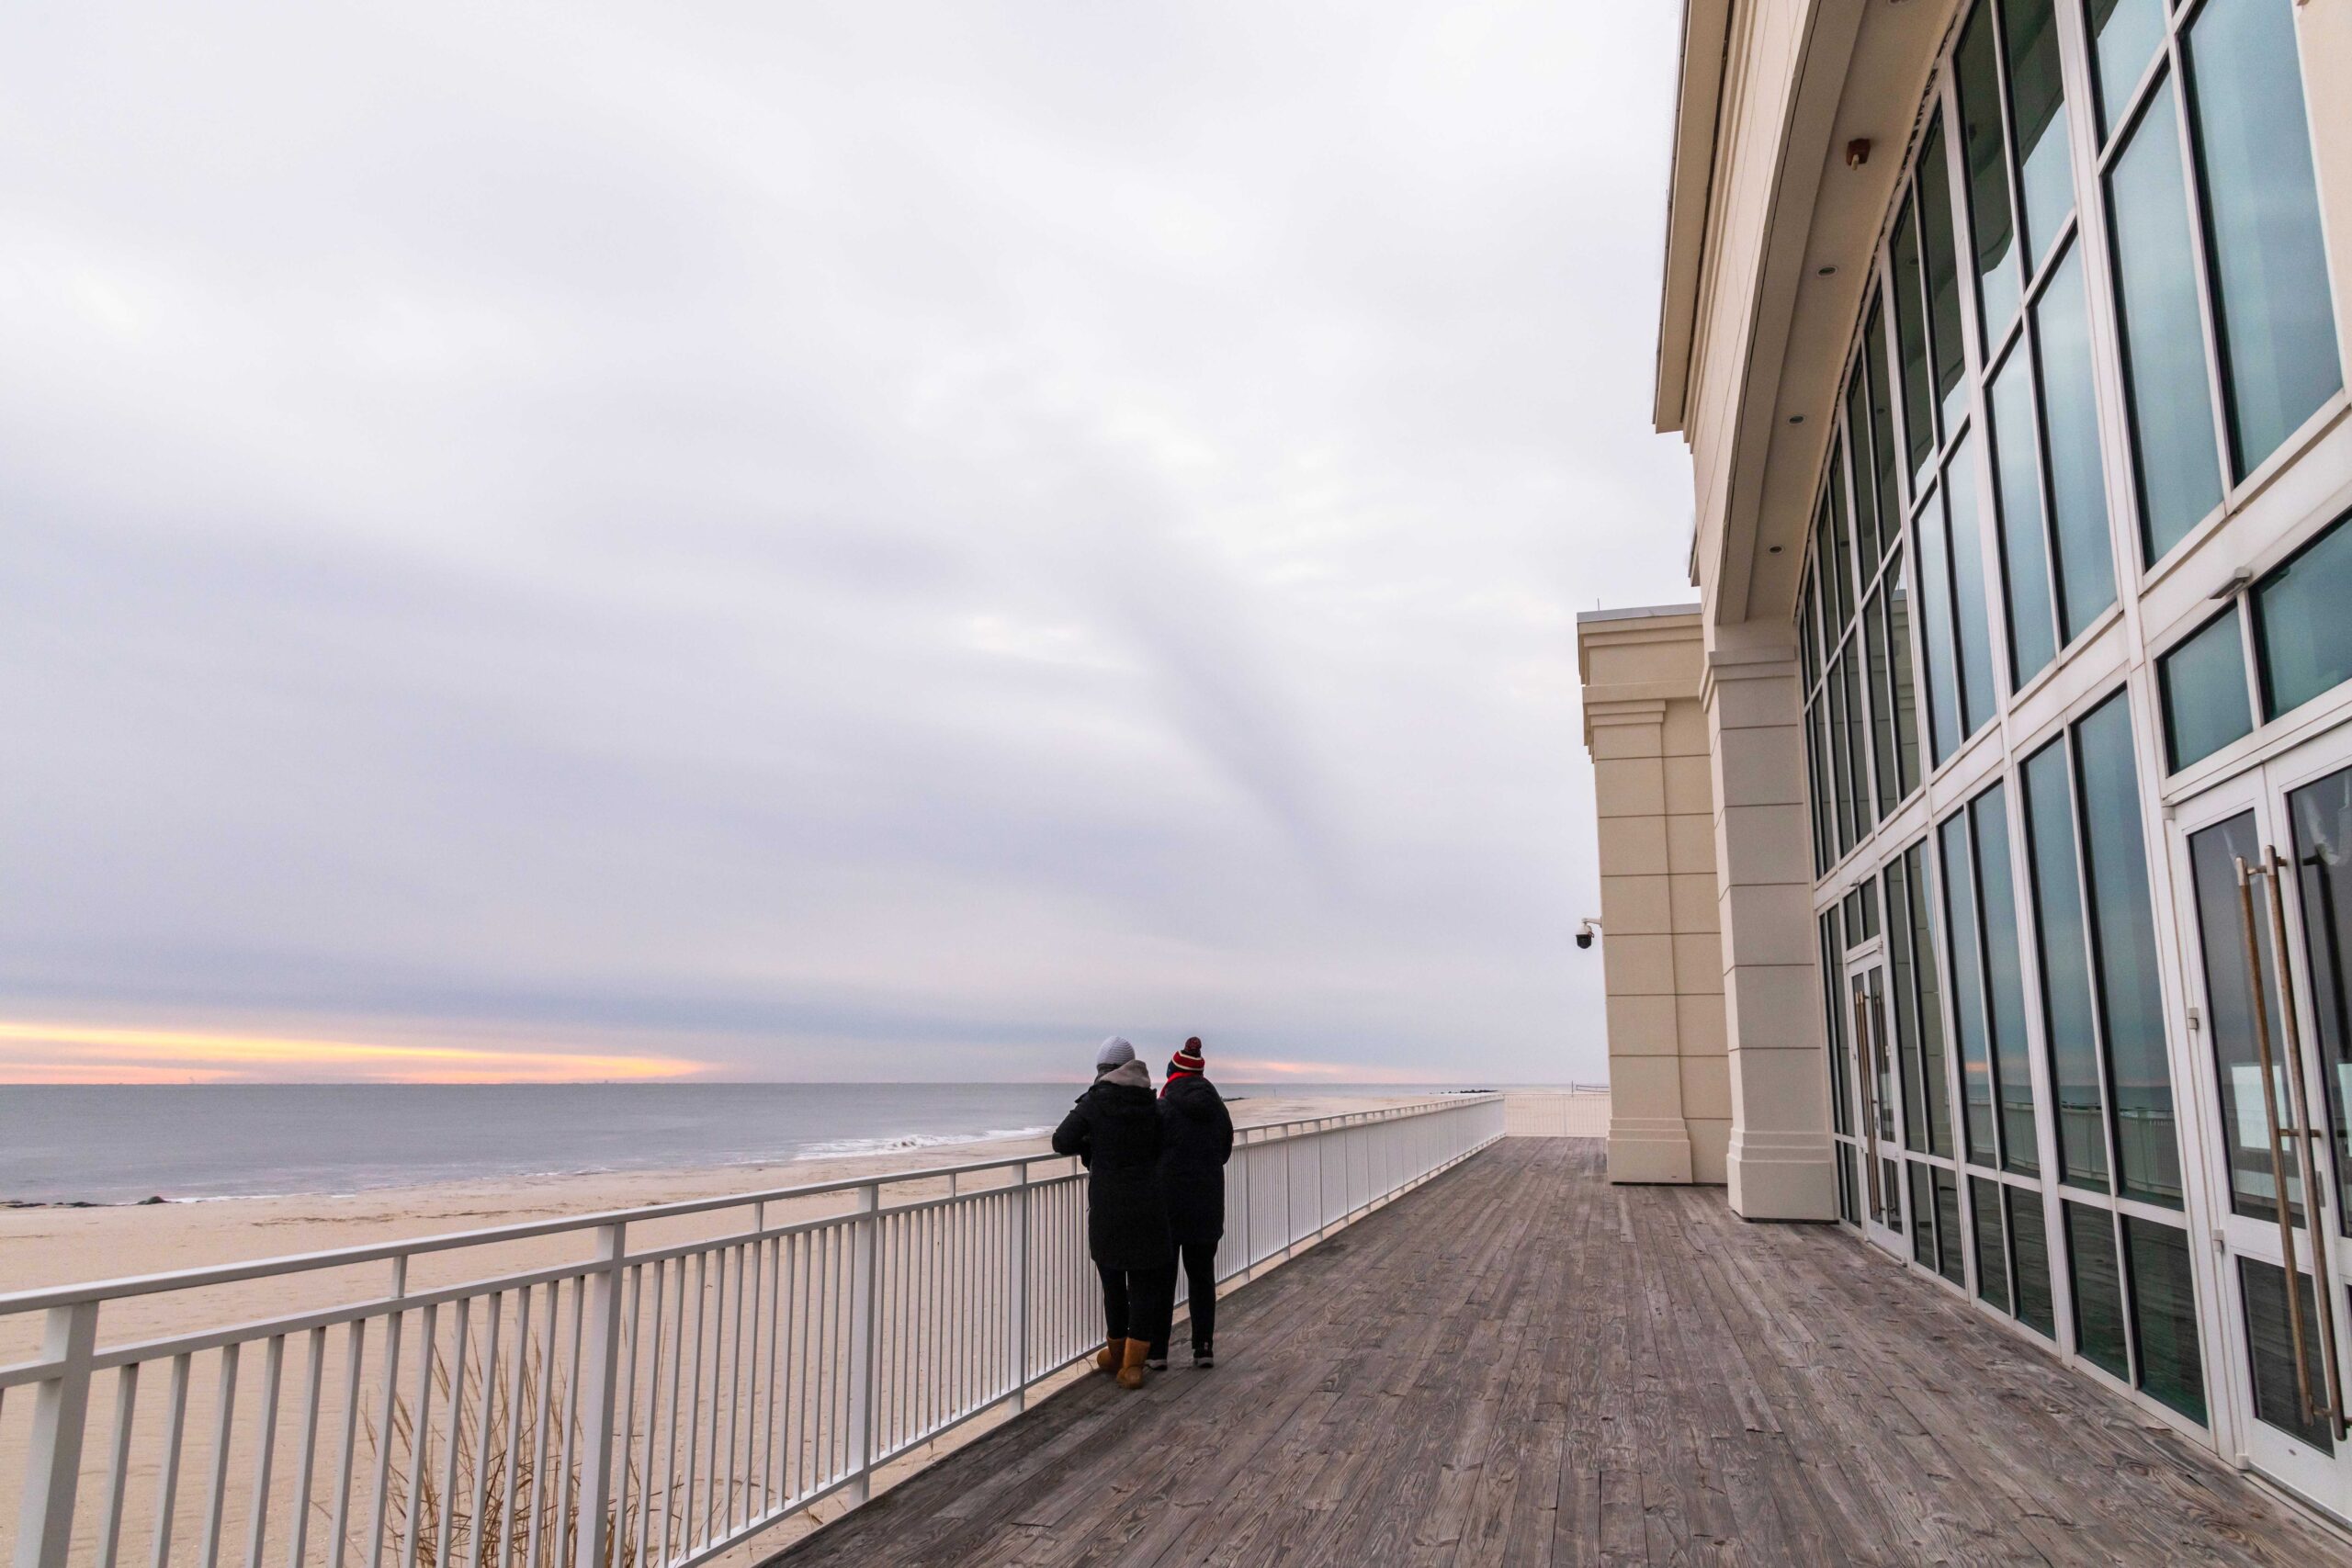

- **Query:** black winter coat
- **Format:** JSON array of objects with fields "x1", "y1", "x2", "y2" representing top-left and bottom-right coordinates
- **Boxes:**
[
  {"x1": 1052, "y1": 1072, "x2": 1172, "y2": 1271},
  {"x1": 1157, "y1": 1075, "x2": 1234, "y2": 1246}
]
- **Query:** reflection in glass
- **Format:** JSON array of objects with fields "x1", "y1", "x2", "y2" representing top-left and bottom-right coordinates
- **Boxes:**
[
  {"x1": 2109, "y1": 84, "x2": 2223, "y2": 561},
  {"x1": 2087, "y1": 0, "x2": 2166, "y2": 141},
  {"x1": 1934, "y1": 1168, "x2": 1965, "y2": 1285},
  {"x1": 1864, "y1": 306, "x2": 1905, "y2": 528},
  {"x1": 2124, "y1": 1218, "x2": 2206, "y2": 1423},
  {"x1": 1956, "y1": 4, "x2": 2019, "y2": 343},
  {"x1": 2004, "y1": 0, "x2": 2072, "y2": 263},
  {"x1": 2240, "y1": 1258, "x2": 2335, "y2": 1450},
  {"x1": 1847, "y1": 372, "x2": 1882, "y2": 567},
  {"x1": 1889, "y1": 845, "x2": 1954, "y2": 1158},
  {"x1": 1843, "y1": 650, "x2": 1871, "y2": 840},
  {"x1": 1942, "y1": 811, "x2": 2000, "y2": 1167},
  {"x1": 2066, "y1": 1201, "x2": 2131, "y2": 1379},
  {"x1": 2023, "y1": 739, "x2": 2109, "y2": 1192},
  {"x1": 2008, "y1": 1187, "x2": 2055, "y2": 1337},
  {"x1": 1827, "y1": 650, "x2": 1855, "y2": 861},
  {"x1": 1989, "y1": 348, "x2": 2056, "y2": 683},
  {"x1": 1973, "y1": 787, "x2": 2039, "y2": 1178},
  {"x1": 1892, "y1": 200, "x2": 1937, "y2": 484},
  {"x1": 2187, "y1": 0, "x2": 2342, "y2": 476},
  {"x1": 1945, "y1": 445, "x2": 1998, "y2": 739},
  {"x1": 2286, "y1": 767, "x2": 2352, "y2": 1237},
  {"x1": 2075, "y1": 693, "x2": 2181, "y2": 1206},
  {"x1": 1886, "y1": 551, "x2": 1921, "y2": 797},
  {"x1": 2188, "y1": 809, "x2": 2300, "y2": 1224},
  {"x1": 1911, "y1": 1163, "x2": 1937, "y2": 1269},
  {"x1": 1973, "y1": 1176, "x2": 2009, "y2": 1311},
  {"x1": 2254, "y1": 512, "x2": 2352, "y2": 719},
  {"x1": 1808, "y1": 698, "x2": 1832, "y2": 876},
  {"x1": 1866, "y1": 587, "x2": 1899, "y2": 819},
  {"x1": 1918, "y1": 127, "x2": 1971, "y2": 435},
  {"x1": 2156, "y1": 609, "x2": 2253, "y2": 773},
  {"x1": 1826, "y1": 461, "x2": 1855, "y2": 629},
  {"x1": 2034, "y1": 245, "x2": 2117, "y2": 639},
  {"x1": 1917, "y1": 483, "x2": 1962, "y2": 764}
]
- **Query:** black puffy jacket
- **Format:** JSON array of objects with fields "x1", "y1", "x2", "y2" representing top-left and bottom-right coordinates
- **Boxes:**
[
  {"x1": 1051, "y1": 1063, "x2": 1172, "y2": 1270},
  {"x1": 1157, "y1": 1074, "x2": 1234, "y2": 1246}
]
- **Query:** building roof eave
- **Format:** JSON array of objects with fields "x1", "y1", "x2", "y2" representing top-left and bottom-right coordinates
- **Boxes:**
[{"x1": 1652, "y1": 0, "x2": 1734, "y2": 437}]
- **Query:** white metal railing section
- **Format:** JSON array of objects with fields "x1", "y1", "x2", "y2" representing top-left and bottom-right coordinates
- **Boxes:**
[{"x1": 2, "y1": 1094, "x2": 1503, "y2": 1568}]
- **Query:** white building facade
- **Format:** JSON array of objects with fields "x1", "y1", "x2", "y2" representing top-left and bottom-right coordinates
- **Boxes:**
[{"x1": 1638, "y1": 0, "x2": 2352, "y2": 1523}]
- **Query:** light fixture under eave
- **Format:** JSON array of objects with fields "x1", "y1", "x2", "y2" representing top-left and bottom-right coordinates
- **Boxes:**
[{"x1": 1846, "y1": 139, "x2": 1871, "y2": 168}]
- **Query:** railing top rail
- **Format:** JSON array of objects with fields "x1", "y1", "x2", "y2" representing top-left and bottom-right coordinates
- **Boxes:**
[{"x1": 0, "y1": 1091, "x2": 1498, "y2": 1316}]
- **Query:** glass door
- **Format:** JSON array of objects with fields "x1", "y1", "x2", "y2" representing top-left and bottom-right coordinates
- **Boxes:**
[
  {"x1": 2174, "y1": 728, "x2": 2352, "y2": 1513},
  {"x1": 1847, "y1": 956, "x2": 1908, "y2": 1257}
]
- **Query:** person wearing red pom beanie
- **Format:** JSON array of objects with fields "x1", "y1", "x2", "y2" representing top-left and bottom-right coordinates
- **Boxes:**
[{"x1": 1149, "y1": 1037, "x2": 1233, "y2": 1368}]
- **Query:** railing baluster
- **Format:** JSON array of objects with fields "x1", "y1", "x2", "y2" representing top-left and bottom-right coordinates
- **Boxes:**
[
  {"x1": 433, "y1": 1304, "x2": 467, "y2": 1568},
  {"x1": 631, "y1": 1265, "x2": 662, "y2": 1568},
  {"x1": 327, "y1": 1324, "x2": 365, "y2": 1568},
  {"x1": 401, "y1": 1304, "x2": 437, "y2": 1568},
  {"x1": 522, "y1": 1285, "x2": 555, "y2": 1568},
  {"x1": 466, "y1": 1296, "x2": 501, "y2": 1568},
  {"x1": 96, "y1": 1361, "x2": 141, "y2": 1568},
  {"x1": 150, "y1": 1352, "x2": 193, "y2": 1568},
  {"x1": 197, "y1": 1344, "x2": 240, "y2": 1568},
  {"x1": 286, "y1": 1327, "x2": 325, "y2": 1568},
  {"x1": 243, "y1": 1334, "x2": 284, "y2": 1568},
  {"x1": 366, "y1": 1265, "x2": 407, "y2": 1568}
]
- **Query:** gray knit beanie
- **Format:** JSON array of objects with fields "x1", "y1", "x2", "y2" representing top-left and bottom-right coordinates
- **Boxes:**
[{"x1": 1094, "y1": 1036, "x2": 1136, "y2": 1071}]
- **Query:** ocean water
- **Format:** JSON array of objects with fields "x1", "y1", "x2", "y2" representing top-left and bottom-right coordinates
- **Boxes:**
[{"x1": 0, "y1": 1082, "x2": 1430, "y2": 1204}]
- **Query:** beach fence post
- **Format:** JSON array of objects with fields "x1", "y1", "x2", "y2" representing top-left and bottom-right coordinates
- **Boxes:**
[
  {"x1": 843, "y1": 1184, "x2": 880, "y2": 1506},
  {"x1": 14, "y1": 1300, "x2": 98, "y2": 1568},
  {"x1": 1008, "y1": 1165, "x2": 1030, "y2": 1414},
  {"x1": 571, "y1": 1224, "x2": 627, "y2": 1568}
]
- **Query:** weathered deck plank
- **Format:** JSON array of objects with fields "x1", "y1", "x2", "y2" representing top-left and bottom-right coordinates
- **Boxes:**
[{"x1": 766, "y1": 1141, "x2": 2347, "y2": 1568}]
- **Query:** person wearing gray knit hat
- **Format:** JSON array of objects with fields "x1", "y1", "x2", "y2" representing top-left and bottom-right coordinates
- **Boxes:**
[{"x1": 1054, "y1": 1035, "x2": 1172, "y2": 1389}]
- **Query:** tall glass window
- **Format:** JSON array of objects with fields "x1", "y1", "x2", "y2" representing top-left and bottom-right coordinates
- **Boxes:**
[
  {"x1": 2021, "y1": 690, "x2": 2182, "y2": 1208},
  {"x1": 1955, "y1": 5, "x2": 2020, "y2": 344},
  {"x1": 2087, "y1": 0, "x2": 2165, "y2": 140},
  {"x1": 2005, "y1": 0, "x2": 2072, "y2": 264},
  {"x1": 1919, "y1": 128, "x2": 1970, "y2": 435},
  {"x1": 2075, "y1": 693, "x2": 2180, "y2": 1206},
  {"x1": 2107, "y1": 85, "x2": 2222, "y2": 560},
  {"x1": 2033, "y1": 245, "x2": 2116, "y2": 638},
  {"x1": 1943, "y1": 809, "x2": 2000, "y2": 1166},
  {"x1": 2022, "y1": 736, "x2": 2109, "y2": 1192},
  {"x1": 1988, "y1": 351, "x2": 2056, "y2": 684},
  {"x1": 2184, "y1": 0, "x2": 2341, "y2": 475},
  {"x1": 1945, "y1": 444, "x2": 1999, "y2": 736},
  {"x1": 1888, "y1": 843, "x2": 1954, "y2": 1158},
  {"x1": 1973, "y1": 787, "x2": 2038, "y2": 1176},
  {"x1": 1892, "y1": 201, "x2": 1938, "y2": 485}
]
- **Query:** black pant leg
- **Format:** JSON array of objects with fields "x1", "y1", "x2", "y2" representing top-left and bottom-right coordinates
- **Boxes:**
[
  {"x1": 1183, "y1": 1240, "x2": 1218, "y2": 1350},
  {"x1": 1128, "y1": 1262, "x2": 1173, "y2": 1355},
  {"x1": 1098, "y1": 1261, "x2": 1129, "y2": 1342}
]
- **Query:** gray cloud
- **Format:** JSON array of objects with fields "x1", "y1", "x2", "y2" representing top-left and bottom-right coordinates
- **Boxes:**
[{"x1": 2, "y1": 0, "x2": 1694, "y2": 1081}]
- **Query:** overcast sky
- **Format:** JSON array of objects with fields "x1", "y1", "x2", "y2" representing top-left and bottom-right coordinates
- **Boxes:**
[{"x1": 1, "y1": 1, "x2": 1695, "y2": 1085}]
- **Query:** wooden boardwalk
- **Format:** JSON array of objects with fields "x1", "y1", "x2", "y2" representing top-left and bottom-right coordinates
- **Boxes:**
[{"x1": 769, "y1": 1140, "x2": 2346, "y2": 1566}]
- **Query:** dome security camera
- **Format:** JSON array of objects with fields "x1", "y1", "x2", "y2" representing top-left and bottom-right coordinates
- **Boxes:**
[{"x1": 1576, "y1": 919, "x2": 1602, "y2": 951}]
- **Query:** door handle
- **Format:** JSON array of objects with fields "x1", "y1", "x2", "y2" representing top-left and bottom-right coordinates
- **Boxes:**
[
  {"x1": 2235, "y1": 853, "x2": 2323, "y2": 1429},
  {"x1": 2262, "y1": 845, "x2": 2348, "y2": 1440}
]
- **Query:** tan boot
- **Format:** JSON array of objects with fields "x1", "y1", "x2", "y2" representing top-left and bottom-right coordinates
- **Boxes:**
[
  {"x1": 1116, "y1": 1337, "x2": 1152, "y2": 1390},
  {"x1": 1094, "y1": 1339, "x2": 1120, "y2": 1374}
]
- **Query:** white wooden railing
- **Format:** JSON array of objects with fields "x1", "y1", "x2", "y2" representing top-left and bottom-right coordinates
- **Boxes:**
[{"x1": 2, "y1": 1094, "x2": 1502, "y2": 1568}]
